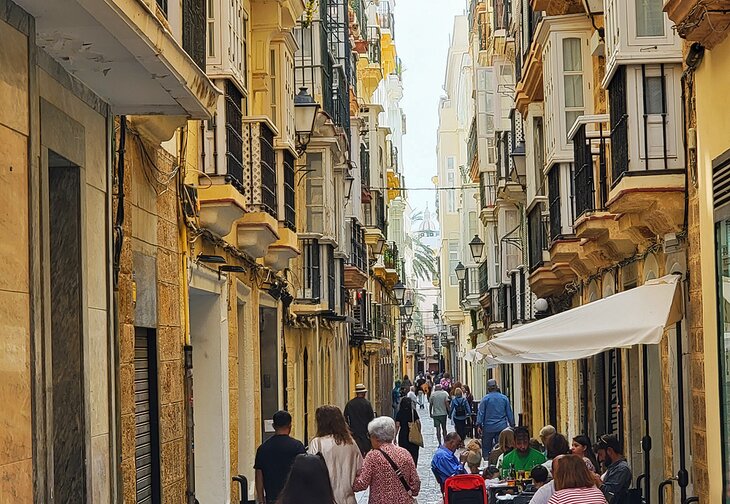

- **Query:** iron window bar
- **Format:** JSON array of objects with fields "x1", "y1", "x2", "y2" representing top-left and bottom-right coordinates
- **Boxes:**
[
  {"x1": 547, "y1": 165, "x2": 562, "y2": 242},
  {"x1": 283, "y1": 150, "x2": 296, "y2": 230},
  {"x1": 299, "y1": 239, "x2": 321, "y2": 302},
  {"x1": 225, "y1": 81, "x2": 245, "y2": 189}
]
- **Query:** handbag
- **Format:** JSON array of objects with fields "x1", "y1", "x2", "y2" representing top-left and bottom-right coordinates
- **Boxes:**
[{"x1": 408, "y1": 408, "x2": 424, "y2": 447}]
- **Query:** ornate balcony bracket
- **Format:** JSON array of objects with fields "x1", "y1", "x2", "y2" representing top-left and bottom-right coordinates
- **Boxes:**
[
  {"x1": 197, "y1": 180, "x2": 247, "y2": 237},
  {"x1": 264, "y1": 225, "x2": 300, "y2": 271},
  {"x1": 237, "y1": 212, "x2": 279, "y2": 259},
  {"x1": 665, "y1": 0, "x2": 730, "y2": 49}
]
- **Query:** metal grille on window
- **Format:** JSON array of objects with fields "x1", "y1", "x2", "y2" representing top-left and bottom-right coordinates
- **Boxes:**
[
  {"x1": 547, "y1": 166, "x2": 562, "y2": 242},
  {"x1": 327, "y1": 245, "x2": 336, "y2": 310},
  {"x1": 301, "y1": 239, "x2": 321, "y2": 301},
  {"x1": 283, "y1": 151, "x2": 296, "y2": 230},
  {"x1": 528, "y1": 203, "x2": 546, "y2": 271},
  {"x1": 225, "y1": 81, "x2": 244, "y2": 185},
  {"x1": 609, "y1": 66, "x2": 629, "y2": 181},
  {"x1": 183, "y1": 0, "x2": 206, "y2": 70},
  {"x1": 259, "y1": 123, "x2": 277, "y2": 217},
  {"x1": 573, "y1": 123, "x2": 594, "y2": 218}
]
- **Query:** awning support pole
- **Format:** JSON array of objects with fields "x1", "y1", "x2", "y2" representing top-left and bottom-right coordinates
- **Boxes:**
[{"x1": 641, "y1": 344, "x2": 652, "y2": 504}]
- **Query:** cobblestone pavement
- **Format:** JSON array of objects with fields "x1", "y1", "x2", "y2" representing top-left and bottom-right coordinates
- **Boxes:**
[{"x1": 356, "y1": 406, "x2": 458, "y2": 504}]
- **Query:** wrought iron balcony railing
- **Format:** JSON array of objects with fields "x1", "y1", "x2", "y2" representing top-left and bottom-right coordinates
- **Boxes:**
[
  {"x1": 572, "y1": 118, "x2": 610, "y2": 220},
  {"x1": 299, "y1": 239, "x2": 321, "y2": 301},
  {"x1": 243, "y1": 119, "x2": 278, "y2": 218},
  {"x1": 547, "y1": 165, "x2": 562, "y2": 242},
  {"x1": 225, "y1": 81, "x2": 245, "y2": 190},
  {"x1": 360, "y1": 145, "x2": 371, "y2": 190},
  {"x1": 383, "y1": 242, "x2": 399, "y2": 270},
  {"x1": 375, "y1": 192, "x2": 386, "y2": 235},
  {"x1": 609, "y1": 66, "x2": 629, "y2": 182},
  {"x1": 528, "y1": 203, "x2": 548, "y2": 271},
  {"x1": 467, "y1": 118, "x2": 478, "y2": 169},
  {"x1": 479, "y1": 262, "x2": 489, "y2": 295},
  {"x1": 326, "y1": 244, "x2": 336, "y2": 311},
  {"x1": 349, "y1": 219, "x2": 367, "y2": 272},
  {"x1": 283, "y1": 150, "x2": 296, "y2": 230}
]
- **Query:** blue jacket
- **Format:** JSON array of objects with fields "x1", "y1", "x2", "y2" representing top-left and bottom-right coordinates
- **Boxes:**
[
  {"x1": 476, "y1": 391, "x2": 515, "y2": 432},
  {"x1": 431, "y1": 446, "x2": 466, "y2": 483},
  {"x1": 449, "y1": 396, "x2": 472, "y2": 420}
]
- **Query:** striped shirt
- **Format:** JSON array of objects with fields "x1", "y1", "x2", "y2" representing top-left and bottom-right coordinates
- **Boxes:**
[{"x1": 548, "y1": 486, "x2": 607, "y2": 504}]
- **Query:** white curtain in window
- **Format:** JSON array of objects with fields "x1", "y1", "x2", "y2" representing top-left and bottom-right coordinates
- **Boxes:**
[{"x1": 636, "y1": 0, "x2": 664, "y2": 37}]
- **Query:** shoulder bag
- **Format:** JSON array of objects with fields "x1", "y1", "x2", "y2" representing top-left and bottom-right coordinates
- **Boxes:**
[
  {"x1": 377, "y1": 447, "x2": 415, "y2": 501},
  {"x1": 408, "y1": 408, "x2": 424, "y2": 447}
]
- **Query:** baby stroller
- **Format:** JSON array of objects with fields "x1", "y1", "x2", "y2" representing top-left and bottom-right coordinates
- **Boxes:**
[{"x1": 443, "y1": 474, "x2": 487, "y2": 504}]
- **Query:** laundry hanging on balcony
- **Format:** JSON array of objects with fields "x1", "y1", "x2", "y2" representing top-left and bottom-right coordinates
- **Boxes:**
[{"x1": 478, "y1": 275, "x2": 683, "y2": 364}]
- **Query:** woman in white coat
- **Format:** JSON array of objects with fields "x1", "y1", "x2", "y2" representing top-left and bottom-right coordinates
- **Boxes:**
[{"x1": 308, "y1": 405, "x2": 363, "y2": 504}]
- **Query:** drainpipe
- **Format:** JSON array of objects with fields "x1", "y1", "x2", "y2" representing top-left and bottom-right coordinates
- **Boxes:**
[
  {"x1": 177, "y1": 124, "x2": 196, "y2": 504},
  {"x1": 641, "y1": 344, "x2": 651, "y2": 504}
]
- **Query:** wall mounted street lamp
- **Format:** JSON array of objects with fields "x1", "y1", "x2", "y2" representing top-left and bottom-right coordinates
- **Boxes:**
[
  {"x1": 371, "y1": 237, "x2": 386, "y2": 257},
  {"x1": 402, "y1": 299, "x2": 414, "y2": 318},
  {"x1": 455, "y1": 262, "x2": 466, "y2": 282},
  {"x1": 294, "y1": 87, "x2": 320, "y2": 155},
  {"x1": 344, "y1": 171, "x2": 355, "y2": 200},
  {"x1": 469, "y1": 235, "x2": 485, "y2": 262},
  {"x1": 392, "y1": 281, "x2": 407, "y2": 303}
]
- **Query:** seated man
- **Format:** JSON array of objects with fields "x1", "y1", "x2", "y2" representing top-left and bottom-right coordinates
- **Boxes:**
[{"x1": 431, "y1": 432, "x2": 467, "y2": 489}]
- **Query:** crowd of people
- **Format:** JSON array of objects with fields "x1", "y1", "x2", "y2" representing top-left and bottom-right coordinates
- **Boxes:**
[{"x1": 252, "y1": 374, "x2": 635, "y2": 504}]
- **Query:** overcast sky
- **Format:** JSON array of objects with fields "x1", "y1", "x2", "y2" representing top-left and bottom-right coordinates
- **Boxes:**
[{"x1": 395, "y1": 0, "x2": 467, "y2": 226}]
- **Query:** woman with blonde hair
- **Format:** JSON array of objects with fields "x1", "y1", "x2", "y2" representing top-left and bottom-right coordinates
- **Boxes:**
[
  {"x1": 307, "y1": 405, "x2": 363, "y2": 504},
  {"x1": 489, "y1": 428, "x2": 515, "y2": 467}
]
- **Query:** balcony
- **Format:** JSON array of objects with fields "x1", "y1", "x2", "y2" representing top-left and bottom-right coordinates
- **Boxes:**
[
  {"x1": 468, "y1": 118, "x2": 479, "y2": 182},
  {"x1": 294, "y1": 2, "x2": 353, "y2": 139},
  {"x1": 264, "y1": 150, "x2": 299, "y2": 271},
  {"x1": 296, "y1": 238, "x2": 322, "y2": 304},
  {"x1": 350, "y1": 0, "x2": 369, "y2": 53},
  {"x1": 350, "y1": 289, "x2": 371, "y2": 345},
  {"x1": 15, "y1": 0, "x2": 218, "y2": 124},
  {"x1": 479, "y1": 171, "x2": 497, "y2": 220},
  {"x1": 460, "y1": 267, "x2": 481, "y2": 309},
  {"x1": 344, "y1": 219, "x2": 368, "y2": 289},
  {"x1": 197, "y1": 179, "x2": 247, "y2": 237},
  {"x1": 530, "y1": 0, "x2": 584, "y2": 16},
  {"x1": 360, "y1": 145, "x2": 371, "y2": 194},
  {"x1": 357, "y1": 26, "x2": 384, "y2": 101},
  {"x1": 605, "y1": 65, "x2": 685, "y2": 241},
  {"x1": 237, "y1": 117, "x2": 279, "y2": 258},
  {"x1": 665, "y1": 0, "x2": 730, "y2": 48}
]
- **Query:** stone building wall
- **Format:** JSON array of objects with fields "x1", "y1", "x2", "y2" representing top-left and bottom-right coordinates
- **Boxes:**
[{"x1": 116, "y1": 126, "x2": 187, "y2": 504}]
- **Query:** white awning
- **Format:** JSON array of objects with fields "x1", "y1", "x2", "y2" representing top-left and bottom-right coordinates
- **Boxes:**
[{"x1": 478, "y1": 274, "x2": 683, "y2": 364}]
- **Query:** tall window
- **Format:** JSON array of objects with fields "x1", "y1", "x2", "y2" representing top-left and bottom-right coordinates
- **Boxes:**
[
  {"x1": 636, "y1": 0, "x2": 664, "y2": 37},
  {"x1": 447, "y1": 157, "x2": 456, "y2": 213},
  {"x1": 449, "y1": 241, "x2": 459, "y2": 286},
  {"x1": 468, "y1": 211, "x2": 478, "y2": 240},
  {"x1": 305, "y1": 153, "x2": 324, "y2": 233},
  {"x1": 562, "y1": 38, "x2": 584, "y2": 134},
  {"x1": 270, "y1": 49, "x2": 278, "y2": 126},
  {"x1": 534, "y1": 117, "x2": 545, "y2": 196},
  {"x1": 207, "y1": 0, "x2": 215, "y2": 58},
  {"x1": 492, "y1": 225, "x2": 500, "y2": 283}
]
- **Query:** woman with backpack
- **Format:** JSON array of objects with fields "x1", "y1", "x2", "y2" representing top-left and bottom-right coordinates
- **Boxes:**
[{"x1": 450, "y1": 387, "x2": 472, "y2": 442}]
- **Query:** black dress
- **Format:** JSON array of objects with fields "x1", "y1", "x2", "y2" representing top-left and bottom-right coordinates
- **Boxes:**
[{"x1": 395, "y1": 406, "x2": 420, "y2": 464}]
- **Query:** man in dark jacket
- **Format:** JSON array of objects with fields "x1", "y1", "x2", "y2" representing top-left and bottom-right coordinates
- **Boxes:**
[
  {"x1": 344, "y1": 383, "x2": 375, "y2": 455},
  {"x1": 593, "y1": 434, "x2": 633, "y2": 504}
]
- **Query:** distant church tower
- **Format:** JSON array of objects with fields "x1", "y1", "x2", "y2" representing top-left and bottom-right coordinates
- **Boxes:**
[{"x1": 416, "y1": 203, "x2": 437, "y2": 238}]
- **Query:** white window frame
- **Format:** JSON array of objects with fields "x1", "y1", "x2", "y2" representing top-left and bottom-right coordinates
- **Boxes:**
[{"x1": 449, "y1": 240, "x2": 459, "y2": 286}]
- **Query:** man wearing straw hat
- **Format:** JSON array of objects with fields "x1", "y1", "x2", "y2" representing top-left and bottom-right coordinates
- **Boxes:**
[{"x1": 344, "y1": 383, "x2": 376, "y2": 455}]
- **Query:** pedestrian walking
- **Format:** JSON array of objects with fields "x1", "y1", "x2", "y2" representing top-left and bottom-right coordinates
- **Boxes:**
[
  {"x1": 344, "y1": 383, "x2": 375, "y2": 455},
  {"x1": 449, "y1": 387, "x2": 472, "y2": 442},
  {"x1": 391, "y1": 380, "x2": 402, "y2": 418},
  {"x1": 463, "y1": 384, "x2": 474, "y2": 405},
  {"x1": 395, "y1": 397, "x2": 422, "y2": 464},
  {"x1": 352, "y1": 416, "x2": 421, "y2": 504},
  {"x1": 543, "y1": 433, "x2": 570, "y2": 476},
  {"x1": 440, "y1": 372, "x2": 453, "y2": 394},
  {"x1": 402, "y1": 374, "x2": 412, "y2": 389},
  {"x1": 500, "y1": 426, "x2": 546, "y2": 475},
  {"x1": 406, "y1": 386, "x2": 419, "y2": 408},
  {"x1": 415, "y1": 375, "x2": 427, "y2": 408},
  {"x1": 548, "y1": 454, "x2": 607, "y2": 504},
  {"x1": 430, "y1": 432, "x2": 467, "y2": 491},
  {"x1": 275, "y1": 454, "x2": 336, "y2": 504},
  {"x1": 593, "y1": 435, "x2": 632, "y2": 504},
  {"x1": 476, "y1": 378, "x2": 515, "y2": 459},
  {"x1": 429, "y1": 383, "x2": 450, "y2": 445},
  {"x1": 571, "y1": 435, "x2": 599, "y2": 473},
  {"x1": 254, "y1": 411, "x2": 306, "y2": 504},
  {"x1": 489, "y1": 428, "x2": 515, "y2": 467},
  {"x1": 307, "y1": 405, "x2": 362, "y2": 504}
]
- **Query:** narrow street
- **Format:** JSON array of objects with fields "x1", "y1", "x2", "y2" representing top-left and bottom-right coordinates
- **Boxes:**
[{"x1": 356, "y1": 407, "x2": 454, "y2": 504}]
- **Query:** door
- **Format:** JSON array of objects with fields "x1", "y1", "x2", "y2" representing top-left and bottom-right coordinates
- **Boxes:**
[
  {"x1": 134, "y1": 328, "x2": 161, "y2": 504},
  {"x1": 260, "y1": 306, "x2": 279, "y2": 441}
]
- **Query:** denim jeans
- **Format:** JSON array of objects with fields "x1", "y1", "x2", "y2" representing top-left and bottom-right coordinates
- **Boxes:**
[{"x1": 481, "y1": 430, "x2": 501, "y2": 460}]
